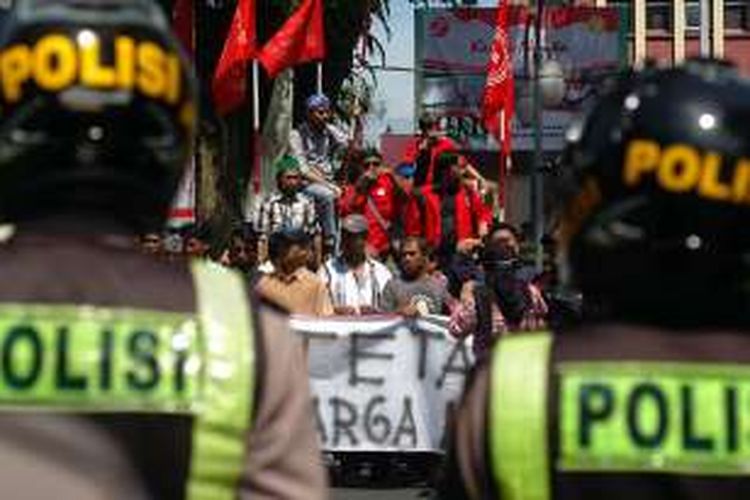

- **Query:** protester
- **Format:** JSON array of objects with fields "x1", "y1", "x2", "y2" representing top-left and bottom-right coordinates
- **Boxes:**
[
  {"x1": 449, "y1": 222, "x2": 547, "y2": 358},
  {"x1": 390, "y1": 162, "x2": 416, "y2": 253},
  {"x1": 256, "y1": 229, "x2": 333, "y2": 316},
  {"x1": 0, "y1": 0, "x2": 326, "y2": 497},
  {"x1": 138, "y1": 232, "x2": 163, "y2": 256},
  {"x1": 381, "y1": 237, "x2": 453, "y2": 317},
  {"x1": 254, "y1": 155, "x2": 319, "y2": 262},
  {"x1": 183, "y1": 223, "x2": 212, "y2": 259},
  {"x1": 319, "y1": 214, "x2": 392, "y2": 314},
  {"x1": 387, "y1": 162, "x2": 434, "y2": 256},
  {"x1": 401, "y1": 112, "x2": 458, "y2": 187},
  {"x1": 441, "y1": 59, "x2": 750, "y2": 500},
  {"x1": 339, "y1": 149, "x2": 398, "y2": 260},
  {"x1": 219, "y1": 225, "x2": 256, "y2": 274},
  {"x1": 289, "y1": 93, "x2": 352, "y2": 253},
  {"x1": 422, "y1": 152, "x2": 491, "y2": 268},
  {"x1": 425, "y1": 243, "x2": 449, "y2": 288}
]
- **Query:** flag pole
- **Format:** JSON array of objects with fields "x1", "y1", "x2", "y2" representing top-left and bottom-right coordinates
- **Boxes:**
[
  {"x1": 317, "y1": 61, "x2": 323, "y2": 94},
  {"x1": 253, "y1": 60, "x2": 261, "y2": 131},
  {"x1": 498, "y1": 108, "x2": 506, "y2": 222},
  {"x1": 251, "y1": 59, "x2": 261, "y2": 195}
]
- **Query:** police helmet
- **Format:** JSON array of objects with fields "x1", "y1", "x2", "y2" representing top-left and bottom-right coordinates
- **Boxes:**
[
  {"x1": 0, "y1": 0, "x2": 197, "y2": 229},
  {"x1": 559, "y1": 59, "x2": 750, "y2": 323}
]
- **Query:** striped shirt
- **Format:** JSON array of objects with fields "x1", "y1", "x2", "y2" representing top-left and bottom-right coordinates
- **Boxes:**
[{"x1": 254, "y1": 191, "x2": 318, "y2": 238}]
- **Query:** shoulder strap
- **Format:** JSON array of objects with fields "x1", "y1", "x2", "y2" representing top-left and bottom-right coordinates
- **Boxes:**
[
  {"x1": 467, "y1": 189, "x2": 479, "y2": 236},
  {"x1": 414, "y1": 191, "x2": 428, "y2": 235},
  {"x1": 187, "y1": 260, "x2": 255, "y2": 500},
  {"x1": 490, "y1": 332, "x2": 553, "y2": 500},
  {"x1": 366, "y1": 195, "x2": 391, "y2": 232}
]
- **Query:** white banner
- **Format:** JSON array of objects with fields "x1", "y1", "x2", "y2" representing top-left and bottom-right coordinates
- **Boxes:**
[{"x1": 292, "y1": 315, "x2": 474, "y2": 453}]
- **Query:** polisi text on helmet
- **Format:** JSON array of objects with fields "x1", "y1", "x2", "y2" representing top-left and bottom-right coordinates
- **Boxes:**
[
  {"x1": 624, "y1": 139, "x2": 750, "y2": 204},
  {"x1": 0, "y1": 31, "x2": 182, "y2": 105}
]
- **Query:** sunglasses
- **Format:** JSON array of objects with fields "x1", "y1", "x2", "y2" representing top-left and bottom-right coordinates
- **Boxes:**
[{"x1": 363, "y1": 160, "x2": 381, "y2": 167}]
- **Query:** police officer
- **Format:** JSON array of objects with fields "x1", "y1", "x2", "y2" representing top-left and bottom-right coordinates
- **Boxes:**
[
  {"x1": 440, "y1": 58, "x2": 750, "y2": 499},
  {"x1": 0, "y1": 0, "x2": 326, "y2": 498}
]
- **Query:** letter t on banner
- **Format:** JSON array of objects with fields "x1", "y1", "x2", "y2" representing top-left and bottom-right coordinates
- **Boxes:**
[{"x1": 482, "y1": 0, "x2": 515, "y2": 220}]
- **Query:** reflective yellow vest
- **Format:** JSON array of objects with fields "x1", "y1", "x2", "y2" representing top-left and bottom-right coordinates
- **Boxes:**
[
  {"x1": 0, "y1": 260, "x2": 254, "y2": 500},
  {"x1": 490, "y1": 332, "x2": 553, "y2": 500},
  {"x1": 490, "y1": 331, "x2": 750, "y2": 500}
]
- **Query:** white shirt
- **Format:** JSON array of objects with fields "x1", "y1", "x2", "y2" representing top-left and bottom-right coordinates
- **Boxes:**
[{"x1": 319, "y1": 257, "x2": 393, "y2": 312}]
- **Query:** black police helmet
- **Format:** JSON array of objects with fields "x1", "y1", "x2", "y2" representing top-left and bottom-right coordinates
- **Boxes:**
[
  {"x1": 0, "y1": 0, "x2": 197, "y2": 229},
  {"x1": 559, "y1": 59, "x2": 750, "y2": 324}
]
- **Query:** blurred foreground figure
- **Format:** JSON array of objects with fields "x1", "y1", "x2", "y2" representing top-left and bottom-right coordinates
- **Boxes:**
[
  {"x1": 441, "y1": 59, "x2": 750, "y2": 499},
  {"x1": 0, "y1": 1, "x2": 325, "y2": 498}
]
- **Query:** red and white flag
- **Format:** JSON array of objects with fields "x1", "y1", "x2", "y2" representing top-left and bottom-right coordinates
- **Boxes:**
[
  {"x1": 212, "y1": 0, "x2": 257, "y2": 116},
  {"x1": 482, "y1": 0, "x2": 515, "y2": 216},
  {"x1": 482, "y1": 0, "x2": 515, "y2": 157},
  {"x1": 258, "y1": 0, "x2": 326, "y2": 78}
]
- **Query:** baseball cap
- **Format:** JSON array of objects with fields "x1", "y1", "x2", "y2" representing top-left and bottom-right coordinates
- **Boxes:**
[
  {"x1": 395, "y1": 162, "x2": 416, "y2": 178},
  {"x1": 275, "y1": 155, "x2": 301, "y2": 176}
]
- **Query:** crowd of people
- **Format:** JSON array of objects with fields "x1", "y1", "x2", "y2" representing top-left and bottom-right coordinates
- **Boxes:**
[
  {"x1": 1, "y1": 0, "x2": 748, "y2": 497},
  {"x1": 139, "y1": 93, "x2": 566, "y2": 360}
]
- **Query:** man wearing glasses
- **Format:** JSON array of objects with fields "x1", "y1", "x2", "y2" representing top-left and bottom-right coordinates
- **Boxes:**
[{"x1": 339, "y1": 149, "x2": 398, "y2": 261}]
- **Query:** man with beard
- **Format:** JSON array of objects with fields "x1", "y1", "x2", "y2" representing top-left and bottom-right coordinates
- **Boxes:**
[
  {"x1": 290, "y1": 93, "x2": 352, "y2": 253},
  {"x1": 254, "y1": 155, "x2": 319, "y2": 263},
  {"x1": 319, "y1": 214, "x2": 392, "y2": 315},
  {"x1": 381, "y1": 237, "x2": 453, "y2": 317}
]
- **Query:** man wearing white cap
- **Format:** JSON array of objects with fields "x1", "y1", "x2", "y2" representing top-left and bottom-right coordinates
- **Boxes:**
[{"x1": 318, "y1": 214, "x2": 392, "y2": 315}]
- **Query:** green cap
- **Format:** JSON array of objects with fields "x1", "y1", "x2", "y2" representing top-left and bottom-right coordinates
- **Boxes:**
[{"x1": 275, "y1": 155, "x2": 300, "y2": 176}]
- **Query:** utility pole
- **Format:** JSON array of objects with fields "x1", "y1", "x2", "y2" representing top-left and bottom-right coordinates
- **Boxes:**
[
  {"x1": 700, "y1": 0, "x2": 711, "y2": 56},
  {"x1": 531, "y1": 0, "x2": 545, "y2": 273}
]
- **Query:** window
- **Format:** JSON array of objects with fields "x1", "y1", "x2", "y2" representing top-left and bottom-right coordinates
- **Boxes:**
[
  {"x1": 647, "y1": 1, "x2": 671, "y2": 31},
  {"x1": 725, "y1": 1, "x2": 750, "y2": 32},
  {"x1": 685, "y1": 1, "x2": 703, "y2": 31}
]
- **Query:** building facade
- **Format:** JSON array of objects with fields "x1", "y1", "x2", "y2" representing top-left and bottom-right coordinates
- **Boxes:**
[{"x1": 578, "y1": 1, "x2": 750, "y2": 74}]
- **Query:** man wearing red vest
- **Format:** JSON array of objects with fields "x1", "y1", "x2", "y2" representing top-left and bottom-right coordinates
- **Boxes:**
[
  {"x1": 402, "y1": 112, "x2": 459, "y2": 187},
  {"x1": 421, "y1": 152, "x2": 491, "y2": 267},
  {"x1": 339, "y1": 150, "x2": 398, "y2": 260}
]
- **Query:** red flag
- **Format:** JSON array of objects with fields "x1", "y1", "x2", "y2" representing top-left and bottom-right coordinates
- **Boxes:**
[
  {"x1": 212, "y1": 0, "x2": 257, "y2": 116},
  {"x1": 172, "y1": 0, "x2": 194, "y2": 56},
  {"x1": 483, "y1": 0, "x2": 514, "y2": 151},
  {"x1": 258, "y1": 0, "x2": 326, "y2": 78},
  {"x1": 482, "y1": 0, "x2": 515, "y2": 215}
]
